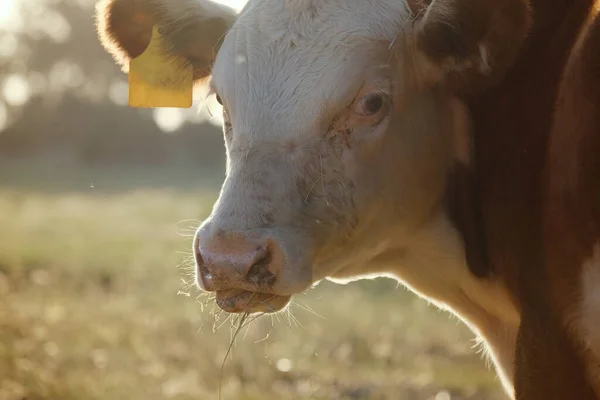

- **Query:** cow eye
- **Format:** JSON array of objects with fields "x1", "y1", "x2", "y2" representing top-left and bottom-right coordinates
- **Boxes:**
[
  {"x1": 354, "y1": 93, "x2": 386, "y2": 116},
  {"x1": 216, "y1": 94, "x2": 223, "y2": 105}
]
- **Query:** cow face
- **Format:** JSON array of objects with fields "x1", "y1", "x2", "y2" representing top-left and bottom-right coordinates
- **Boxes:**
[{"x1": 97, "y1": 0, "x2": 530, "y2": 314}]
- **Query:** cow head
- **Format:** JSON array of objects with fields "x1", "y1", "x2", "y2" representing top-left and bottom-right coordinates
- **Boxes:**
[{"x1": 96, "y1": 0, "x2": 530, "y2": 314}]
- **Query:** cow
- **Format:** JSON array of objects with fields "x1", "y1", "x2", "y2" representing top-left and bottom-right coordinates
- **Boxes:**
[{"x1": 95, "y1": 0, "x2": 600, "y2": 398}]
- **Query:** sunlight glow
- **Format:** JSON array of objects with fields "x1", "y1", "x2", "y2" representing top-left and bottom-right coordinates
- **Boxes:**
[
  {"x1": 211, "y1": 0, "x2": 247, "y2": 11},
  {"x1": 2, "y1": 74, "x2": 31, "y2": 107},
  {"x1": 108, "y1": 80, "x2": 129, "y2": 106},
  {"x1": 0, "y1": 0, "x2": 23, "y2": 31},
  {"x1": 154, "y1": 108, "x2": 186, "y2": 133},
  {"x1": 434, "y1": 391, "x2": 451, "y2": 400},
  {"x1": 35, "y1": 9, "x2": 72, "y2": 43},
  {"x1": 276, "y1": 358, "x2": 293, "y2": 372},
  {"x1": 48, "y1": 61, "x2": 84, "y2": 93}
]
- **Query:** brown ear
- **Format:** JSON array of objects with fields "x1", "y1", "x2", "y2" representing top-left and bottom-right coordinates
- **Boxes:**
[
  {"x1": 410, "y1": 0, "x2": 531, "y2": 92},
  {"x1": 95, "y1": 0, "x2": 237, "y2": 82}
]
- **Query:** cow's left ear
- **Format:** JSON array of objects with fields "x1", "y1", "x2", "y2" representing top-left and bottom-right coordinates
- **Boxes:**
[
  {"x1": 409, "y1": 0, "x2": 532, "y2": 91},
  {"x1": 95, "y1": 0, "x2": 237, "y2": 82}
]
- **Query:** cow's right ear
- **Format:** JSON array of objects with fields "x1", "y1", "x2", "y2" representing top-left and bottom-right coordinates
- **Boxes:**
[
  {"x1": 407, "y1": 0, "x2": 531, "y2": 92},
  {"x1": 95, "y1": 0, "x2": 237, "y2": 82}
]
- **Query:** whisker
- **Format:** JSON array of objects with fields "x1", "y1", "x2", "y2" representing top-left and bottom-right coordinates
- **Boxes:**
[
  {"x1": 175, "y1": 218, "x2": 204, "y2": 225},
  {"x1": 294, "y1": 302, "x2": 326, "y2": 320},
  {"x1": 285, "y1": 306, "x2": 305, "y2": 329},
  {"x1": 216, "y1": 313, "x2": 235, "y2": 331},
  {"x1": 177, "y1": 232, "x2": 197, "y2": 238}
]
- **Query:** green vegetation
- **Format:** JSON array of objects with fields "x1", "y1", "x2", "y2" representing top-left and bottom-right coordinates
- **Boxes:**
[{"x1": 0, "y1": 164, "x2": 504, "y2": 400}]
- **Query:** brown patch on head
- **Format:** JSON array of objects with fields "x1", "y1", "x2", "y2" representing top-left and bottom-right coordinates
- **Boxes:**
[
  {"x1": 95, "y1": 0, "x2": 156, "y2": 65},
  {"x1": 95, "y1": 0, "x2": 236, "y2": 81},
  {"x1": 409, "y1": 0, "x2": 532, "y2": 93}
]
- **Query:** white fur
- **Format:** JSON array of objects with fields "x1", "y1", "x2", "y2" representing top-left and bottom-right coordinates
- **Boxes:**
[
  {"x1": 327, "y1": 212, "x2": 519, "y2": 397},
  {"x1": 210, "y1": 0, "x2": 409, "y2": 142},
  {"x1": 396, "y1": 215, "x2": 518, "y2": 398}
]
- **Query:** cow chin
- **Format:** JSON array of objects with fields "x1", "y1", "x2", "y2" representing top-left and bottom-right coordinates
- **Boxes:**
[
  {"x1": 195, "y1": 261, "x2": 309, "y2": 314},
  {"x1": 214, "y1": 289, "x2": 292, "y2": 314}
]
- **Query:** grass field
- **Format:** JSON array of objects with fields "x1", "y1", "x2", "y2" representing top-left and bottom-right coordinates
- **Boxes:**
[{"x1": 0, "y1": 161, "x2": 505, "y2": 400}]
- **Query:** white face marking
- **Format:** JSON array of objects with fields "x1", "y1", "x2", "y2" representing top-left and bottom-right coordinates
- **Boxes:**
[{"x1": 210, "y1": 0, "x2": 410, "y2": 141}]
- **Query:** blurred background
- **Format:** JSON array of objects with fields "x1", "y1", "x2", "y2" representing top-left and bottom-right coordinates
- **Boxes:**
[{"x1": 0, "y1": 1, "x2": 504, "y2": 399}]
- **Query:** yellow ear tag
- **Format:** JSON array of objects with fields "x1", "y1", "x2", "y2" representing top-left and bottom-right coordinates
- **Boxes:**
[{"x1": 129, "y1": 25, "x2": 193, "y2": 108}]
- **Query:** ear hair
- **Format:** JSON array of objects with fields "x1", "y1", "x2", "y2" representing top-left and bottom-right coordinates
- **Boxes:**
[
  {"x1": 95, "y1": 0, "x2": 237, "y2": 82},
  {"x1": 95, "y1": 0, "x2": 156, "y2": 71}
]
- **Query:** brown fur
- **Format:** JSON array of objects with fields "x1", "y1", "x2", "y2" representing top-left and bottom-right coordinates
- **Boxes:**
[
  {"x1": 410, "y1": 0, "x2": 532, "y2": 94},
  {"x1": 463, "y1": 0, "x2": 600, "y2": 397},
  {"x1": 535, "y1": 3, "x2": 600, "y2": 398},
  {"x1": 95, "y1": 0, "x2": 235, "y2": 80}
]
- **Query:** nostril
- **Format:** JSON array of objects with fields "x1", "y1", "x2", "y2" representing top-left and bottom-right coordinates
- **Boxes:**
[
  {"x1": 193, "y1": 237, "x2": 215, "y2": 291},
  {"x1": 246, "y1": 250, "x2": 276, "y2": 286}
]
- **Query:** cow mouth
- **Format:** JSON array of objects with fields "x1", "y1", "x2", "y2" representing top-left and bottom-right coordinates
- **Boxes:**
[{"x1": 215, "y1": 289, "x2": 291, "y2": 313}]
